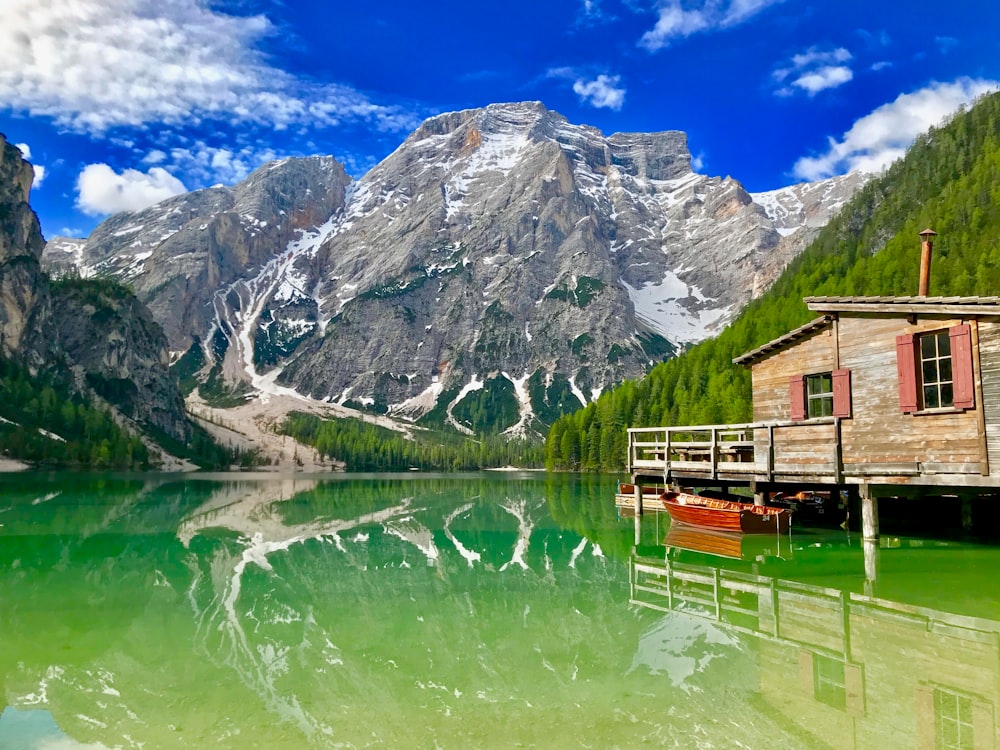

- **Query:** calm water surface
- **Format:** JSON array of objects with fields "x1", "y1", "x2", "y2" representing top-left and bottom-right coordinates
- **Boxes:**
[{"x1": 1, "y1": 472, "x2": 998, "y2": 749}]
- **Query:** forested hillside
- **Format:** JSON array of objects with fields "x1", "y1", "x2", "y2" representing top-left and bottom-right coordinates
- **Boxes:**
[{"x1": 545, "y1": 90, "x2": 1000, "y2": 472}]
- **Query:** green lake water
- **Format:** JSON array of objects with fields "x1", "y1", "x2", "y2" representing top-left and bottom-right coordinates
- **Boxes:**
[{"x1": 1, "y1": 471, "x2": 998, "y2": 749}]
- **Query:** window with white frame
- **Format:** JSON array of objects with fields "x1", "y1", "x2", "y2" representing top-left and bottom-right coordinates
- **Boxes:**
[
  {"x1": 806, "y1": 372, "x2": 834, "y2": 418},
  {"x1": 919, "y1": 331, "x2": 954, "y2": 409}
]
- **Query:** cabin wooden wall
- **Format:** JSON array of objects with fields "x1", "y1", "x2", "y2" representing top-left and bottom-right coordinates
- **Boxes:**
[
  {"x1": 751, "y1": 327, "x2": 836, "y2": 422},
  {"x1": 977, "y1": 321, "x2": 1000, "y2": 476},
  {"x1": 837, "y1": 316, "x2": 983, "y2": 469},
  {"x1": 749, "y1": 316, "x2": 989, "y2": 472}
]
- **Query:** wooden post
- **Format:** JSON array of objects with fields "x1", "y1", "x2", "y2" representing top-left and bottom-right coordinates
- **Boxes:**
[
  {"x1": 634, "y1": 483, "x2": 643, "y2": 516},
  {"x1": 833, "y1": 417, "x2": 843, "y2": 484},
  {"x1": 751, "y1": 479, "x2": 765, "y2": 507},
  {"x1": 860, "y1": 484, "x2": 879, "y2": 541},
  {"x1": 767, "y1": 424, "x2": 775, "y2": 482},
  {"x1": 710, "y1": 427, "x2": 718, "y2": 480},
  {"x1": 863, "y1": 538, "x2": 880, "y2": 597}
]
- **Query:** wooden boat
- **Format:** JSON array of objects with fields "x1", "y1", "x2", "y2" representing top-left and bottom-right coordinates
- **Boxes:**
[{"x1": 661, "y1": 491, "x2": 792, "y2": 534}]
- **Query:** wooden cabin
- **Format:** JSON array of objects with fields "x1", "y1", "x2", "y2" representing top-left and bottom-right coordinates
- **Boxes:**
[{"x1": 626, "y1": 232, "x2": 1000, "y2": 537}]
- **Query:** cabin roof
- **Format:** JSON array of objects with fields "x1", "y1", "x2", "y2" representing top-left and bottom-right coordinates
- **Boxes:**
[
  {"x1": 733, "y1": 296, "x2": 1000, "y2": 367},
  {"x1": 733, "y1": 316, "x2": 833, "y2": 366},
  {"x1": 805, "y1": 295, "x2": 1000, "y2": 315}
]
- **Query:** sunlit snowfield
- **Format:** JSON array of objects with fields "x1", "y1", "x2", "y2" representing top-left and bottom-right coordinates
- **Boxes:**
[{"x1": 1, "y1": 472, "x2": 998, "y2": 749}]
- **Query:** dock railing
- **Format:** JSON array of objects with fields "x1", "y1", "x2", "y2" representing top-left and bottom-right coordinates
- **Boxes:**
[{"x1": 627, "y1": 418, "x2": 840, "y2": 481}]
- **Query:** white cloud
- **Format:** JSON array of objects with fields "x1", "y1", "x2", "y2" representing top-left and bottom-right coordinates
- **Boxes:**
[
  {"x1": 0, "y1": 0, "x2": 417, "y2": 134},
  {"x1": 573, "y1": 74, "x2": 626, "y2": 110},
  {"x1": 791, "y1": 66, "x2": 854, "y2": 95},
  {"x1": 788, "y1": 47, "x2": 852, "y2": 72},
  {"x1": 76, "y1": 163, "x2": 187, "y2": 216},
  {"x1": 773, "y1": 47, "x2": 854, "y2": 96},
  {"x1": 578, "y1": 0, "x2": 612, "y2": 24},
  {"x1": 639, "y1": 0, "x2": 784, "y2": 50},
  {"x1": 14, "y1": 141, "x2": 46, "y2": 187},
  {"x1": 142, "y1": 149, "x2": 167, "y2": 165},
  {"x1": 792, "y1": 78, "x2": 1000, "y2": 181},
  {"x1": 31, "y1": 164, "x2": 47, "y2": 188},
  {"x1": 548, "y1": 68, "x2": 626, "y2": 111}
]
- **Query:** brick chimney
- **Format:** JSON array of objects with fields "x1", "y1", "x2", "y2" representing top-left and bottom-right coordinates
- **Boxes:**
[{"x1": 918, "y1": 228, "x2": 937, "y2": 296}]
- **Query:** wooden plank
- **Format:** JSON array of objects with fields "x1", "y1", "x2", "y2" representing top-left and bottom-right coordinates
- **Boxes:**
[
  {"x1": 921, "y1": 462, "x2": 982, "y2": 474},
  {"x1": 842, "y1": 462, "x2": 921, "y2": 475},
  {"x1": 807, "y1": 301, "x2": 1000, "y2": 315}
]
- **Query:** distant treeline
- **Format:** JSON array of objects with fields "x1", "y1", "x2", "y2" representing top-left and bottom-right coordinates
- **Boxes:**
[
  {"x1": 546, "y1": 90, "x2": 1000, "y2": 471},
  {"x1": 280, "y1": 412, "x2": 544, "y2": 471}
]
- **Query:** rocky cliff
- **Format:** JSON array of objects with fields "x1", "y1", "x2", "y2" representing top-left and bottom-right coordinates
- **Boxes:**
[
  {"x1": 0, "y1": 135, "x2": 192, "y2": 445},
  {"x1": 44, "y1": 156, "x2": 350, "y2": 351},
  {"x1": 43, "y1": 102, "x2": 862, "y2": 436},
  {"x1": 49, "y1": 278, "x2": 192, "y2": 441},
  {"x1": 0, "y1": 134, "x2": 49, "y2": 364}
]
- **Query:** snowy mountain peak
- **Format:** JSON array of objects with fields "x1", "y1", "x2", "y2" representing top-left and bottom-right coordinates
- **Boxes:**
[{"x1": 41, "y1": 106, "x2": 863, "y2": 436}]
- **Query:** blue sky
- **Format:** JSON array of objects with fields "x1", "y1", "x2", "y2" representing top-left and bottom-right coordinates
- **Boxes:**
[{"x1": 2, "y1": 0, "x2": 997, "y2": 240}]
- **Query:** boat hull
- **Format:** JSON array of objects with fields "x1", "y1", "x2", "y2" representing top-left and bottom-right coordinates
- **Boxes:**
[{"x1": 662, "y1": 492, "x2": 792, "y2": 534}]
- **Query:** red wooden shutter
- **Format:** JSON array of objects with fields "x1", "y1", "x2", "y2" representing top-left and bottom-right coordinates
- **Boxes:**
[
  {"x1": 896, "y1": 334, "x2": 919, "y2": 413},
  {"x1": 832, "y1": 368, "x2": 852, "y2": 418},
  {"x1": 789, "y1": 375, "x2": 806, "y2": 420},
  {"x1": 949, "y1": 324, "x2": 975, "y2": 409}
]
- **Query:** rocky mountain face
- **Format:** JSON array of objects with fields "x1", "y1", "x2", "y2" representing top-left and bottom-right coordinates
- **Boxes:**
[
  {"x1": 45, "y1": 157, "x2": 350, "y2": 351},
  {"x1": 49, "y1": 279, "x2": 192, "y2": 441},
  {"x1": 0, "y1": 134, "x2": 49, "y2": 364},
  {"x1": 43, "y1": 102, "x2": 862, "y2": 436},
  {"x1": 750, "y1": 172, "x2": 869, "y2": 296},
  {"x1": 0, "y1": 135, "x2": 191, "y2": 444}
]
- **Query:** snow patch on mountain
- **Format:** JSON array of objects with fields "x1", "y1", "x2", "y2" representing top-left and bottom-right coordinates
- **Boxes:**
[{"x1": 621, "y1": 276, "x2": 731, "y2": 346}]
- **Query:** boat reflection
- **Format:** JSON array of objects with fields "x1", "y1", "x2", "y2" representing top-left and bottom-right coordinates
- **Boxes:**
[
  {"x1": 662, "y1": 524, "x2": 792, "y2": 560},
  {"x1": 631, "y1": 524, "x2": 1000, "y2": 749}
]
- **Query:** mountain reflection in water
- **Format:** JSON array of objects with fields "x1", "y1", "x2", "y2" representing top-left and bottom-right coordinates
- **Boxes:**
[{"x1": 0, "y1": 473, "x2": 997, "y2": 749}]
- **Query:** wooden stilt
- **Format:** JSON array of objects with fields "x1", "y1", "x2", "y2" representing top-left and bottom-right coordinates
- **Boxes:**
[
  {"x1": 863, "y1": 538, "x2": 880, "y2": 596},
  {"x1": 860, "y1": 484, "x2": 879, "y2": 541},
  {"x1": 961, "y1": 496, "x2": 973, "y2": 531}
]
